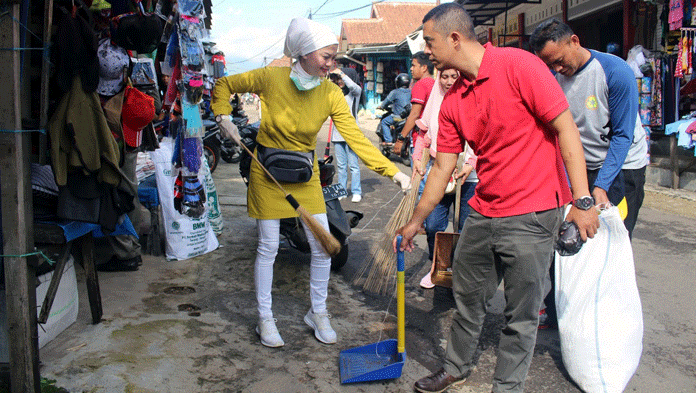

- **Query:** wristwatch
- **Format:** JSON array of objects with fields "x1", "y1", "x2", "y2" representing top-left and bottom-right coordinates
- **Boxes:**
[
  {"x1": 215, "y1": 114, "x2": 226, "y2": 123},
  {"x1": 397, "y1": 134, "x2": 406, "y2": 141},
  {"x1": 573, "y1": 195, "x2": 595, "y2": 210}
]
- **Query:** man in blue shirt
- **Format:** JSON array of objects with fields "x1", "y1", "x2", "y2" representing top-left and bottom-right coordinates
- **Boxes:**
[
  {"x1": 530, "y1": 18, "x2": 648, "y2": 238},
  {"x1": 377, "y1": 73, "x2": 411, "y2": 144}
]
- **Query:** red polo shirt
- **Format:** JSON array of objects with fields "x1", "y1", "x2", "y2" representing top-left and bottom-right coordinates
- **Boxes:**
[
  {"x1": 437, "y1": 43, "x2": 573, "y2": 217},
  {"x1": 410, "y1": 77, "x2": 435, "y2": 141}
]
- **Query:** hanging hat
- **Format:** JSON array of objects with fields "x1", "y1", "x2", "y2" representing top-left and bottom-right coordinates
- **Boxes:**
[
  {"x1": 96, "y1": 38, "x2": 130, "y2": 96},
  {"x1": 283, "y1": 17, "x2": 338, "y2": 59},
  {"x1": 121, "y1": 86, "x2": 155, "y2": 148}
]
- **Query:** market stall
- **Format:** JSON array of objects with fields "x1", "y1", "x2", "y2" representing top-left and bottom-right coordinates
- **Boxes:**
[{"x1": 0, "y1": 0, "x2": 222, "y2": 390}]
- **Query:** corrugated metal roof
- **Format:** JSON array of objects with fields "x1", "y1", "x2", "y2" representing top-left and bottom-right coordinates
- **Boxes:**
[{"x1": 456, "y1": 0, "x2": 542, "y2": 26}]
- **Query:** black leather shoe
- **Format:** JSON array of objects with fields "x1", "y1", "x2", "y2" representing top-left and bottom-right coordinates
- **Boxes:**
[{"x1": 414, "y1": 368, "x2": 466, "y2": 393}]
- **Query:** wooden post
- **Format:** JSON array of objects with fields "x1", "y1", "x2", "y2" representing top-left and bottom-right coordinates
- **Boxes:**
[
  {"x1": 79, "y1": 233, "x2": 103, "y2": 324},
  {"x1": 39, "y1": 0, "x2": 54, "y2": 165},
  {"x1": 623, "y1": 0, "x2": 635, "y2": 59},
  {"x1": 670, "y1": 134, "x2": 680, "y2": 188},
  {"x1": 0, "y1": 3, "x2": 41, "y2": 392}
]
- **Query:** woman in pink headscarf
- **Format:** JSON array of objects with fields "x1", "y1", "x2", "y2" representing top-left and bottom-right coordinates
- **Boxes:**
[{"x1": 412, "y1": 68, "x2": 479, "y2": 289}]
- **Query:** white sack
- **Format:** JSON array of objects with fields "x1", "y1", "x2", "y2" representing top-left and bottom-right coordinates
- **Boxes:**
[
  {"x1": 150, "y1": 138, "x2": 219, "y2": 260},
  {"x1": 555, "y1": 206, "x2": 643, "y2": 393}
]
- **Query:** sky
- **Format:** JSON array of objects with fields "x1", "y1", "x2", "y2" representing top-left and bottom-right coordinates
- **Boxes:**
[{"x1": 208, "y1": 0, "x2": 446, "y2": 74}]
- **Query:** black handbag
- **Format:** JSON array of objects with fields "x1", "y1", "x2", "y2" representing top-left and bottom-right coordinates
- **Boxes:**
[{"x1": 257, "y1": 145, "x2": 314, "y2": 183}]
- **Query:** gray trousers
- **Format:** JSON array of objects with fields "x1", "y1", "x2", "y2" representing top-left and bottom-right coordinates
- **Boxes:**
[{"x1": 444, "y1": 207, "x2": 562, "y2": 393}]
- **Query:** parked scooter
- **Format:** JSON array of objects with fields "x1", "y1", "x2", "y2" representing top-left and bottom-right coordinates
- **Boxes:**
[
  {"x1": 238, "y1": 126, "x2": 362, "y2": 270},
  {"x1": 201, "y1": 94, "x2": 248, "y2": 172},
  {"x1": 375, "y1": 103, "x2": 411, "y2": 162}
]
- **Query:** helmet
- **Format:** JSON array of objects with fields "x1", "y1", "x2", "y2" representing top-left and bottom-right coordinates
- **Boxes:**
[{"x1": 395, "y1": 73, "x2": 410, "y2": 88}]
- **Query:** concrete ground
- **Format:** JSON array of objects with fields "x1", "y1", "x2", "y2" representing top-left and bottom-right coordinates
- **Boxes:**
[{"x1": 36, "y1": 107, "x2": 696, "y2": 392}]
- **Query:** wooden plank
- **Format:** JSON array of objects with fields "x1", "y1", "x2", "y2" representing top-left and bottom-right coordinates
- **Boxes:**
[
  {"x1": 0, "y1": 4, "x2": 41, "y2": 392},
  {"x1": 79, "y1": 233, "x2": 103, "y2": 324},
  {"x1": 37, "y1": 241, "x2": 72, "y2": 324},
  {"x1": 38, "y1": 0, "x2": 53, "y2": 165}
]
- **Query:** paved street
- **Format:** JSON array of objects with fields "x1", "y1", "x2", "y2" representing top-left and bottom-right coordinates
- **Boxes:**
[{"x1": 37, "y1": 108, "x2": 696, "y2": 392}]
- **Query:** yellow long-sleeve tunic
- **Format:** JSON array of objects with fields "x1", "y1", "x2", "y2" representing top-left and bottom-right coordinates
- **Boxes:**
[{"x1": 212, "y1": 66, "x2": 399, "y2": 219}]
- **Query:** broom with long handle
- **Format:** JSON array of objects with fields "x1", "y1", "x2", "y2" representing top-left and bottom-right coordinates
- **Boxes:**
[{"x1": 237, "y1": 141, "x2": 342, "y2": 257}]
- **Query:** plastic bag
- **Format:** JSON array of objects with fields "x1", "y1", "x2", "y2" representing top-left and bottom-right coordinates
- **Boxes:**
[
  {"x1": 201, "y1": 156, "x2": 223, "y2": 235},
  {"x1": 555, "y1": 206, "x2": 643, "y2": 393},
  {"x1": 626, "y1": 45, "x2": 647, "y2": 78},
  {"x1": 150, "y1": 138, "x2": 219, "y2": 260}
]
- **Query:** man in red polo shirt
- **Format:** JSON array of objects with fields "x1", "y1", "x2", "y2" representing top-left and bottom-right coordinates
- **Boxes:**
[
  {"x1": 392, "y1": 51, "x2": 435, "y2": 163},
  {"x1": 395, "y1": 4, "x2": 600, "y2": 393}
]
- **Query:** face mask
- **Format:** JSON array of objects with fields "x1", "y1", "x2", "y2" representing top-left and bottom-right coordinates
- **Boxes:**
[{"x1": 290, "y1": 62, "x2": 322, "y2": 91}]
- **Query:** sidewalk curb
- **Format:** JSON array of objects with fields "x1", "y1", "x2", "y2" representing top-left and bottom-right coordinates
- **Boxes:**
[{"x1": 645, "y1": 183, "x2": 696, "y2": 202}]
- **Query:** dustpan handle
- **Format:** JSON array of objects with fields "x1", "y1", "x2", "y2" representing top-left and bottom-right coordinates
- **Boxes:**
[{"x1": 396, "y1": 236, "x2": 405, "y2": 354}]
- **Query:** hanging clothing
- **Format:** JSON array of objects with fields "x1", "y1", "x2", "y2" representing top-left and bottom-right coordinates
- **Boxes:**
[
  {"x1": 48, "y1": 76, "x2": 122, "y2": 187},
  {"x1": 669, "y1": 0, "x2": 684, "y2": 30}
]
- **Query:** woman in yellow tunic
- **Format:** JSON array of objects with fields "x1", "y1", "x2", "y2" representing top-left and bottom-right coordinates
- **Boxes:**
[{"x1": 212, "y1": 17, "x2": 411, "y2": 348}]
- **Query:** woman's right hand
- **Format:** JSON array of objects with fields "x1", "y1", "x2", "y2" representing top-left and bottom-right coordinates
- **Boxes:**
[{"x1": 216, "y1": 115, "x2": 241, "y2": 145}]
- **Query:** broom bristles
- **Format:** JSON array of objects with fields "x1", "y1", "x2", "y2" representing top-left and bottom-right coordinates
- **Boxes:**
[
  {"x1": 297, "y1": 206, "x2": 342, "y2": 257},
  {"x1": 354, "y1": 167, "x2": 424, "y2": 294}
]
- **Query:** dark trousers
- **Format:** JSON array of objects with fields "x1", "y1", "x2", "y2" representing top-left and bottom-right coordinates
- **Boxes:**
[
  {"x1": 622, "y1": 166, "x2": 646, "y2": 238},
  {"x1": 587, "y1": 168, "x2": 625, "y2": 206},
  {"x1": 444, "y1": 207, "x2": 563, "y2": 393}
]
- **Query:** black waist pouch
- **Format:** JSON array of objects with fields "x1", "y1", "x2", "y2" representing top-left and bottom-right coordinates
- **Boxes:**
[{"x1": 257, "y1": 145, "x2": 314, "y2": 183}]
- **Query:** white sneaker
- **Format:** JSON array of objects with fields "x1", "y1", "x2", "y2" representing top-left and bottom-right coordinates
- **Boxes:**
[
  {"x1": 351, "y1": 194, "x2": 362, "y2": 203},
  {"x1": 255, "y1": 318, "x2": 284, "y2": 348},
  {"x1": 419, "y1": 272, "x2": 435, "y2": 289},
  {"x1": 338, "y1": 195, "x2": 347, "y2": 201},
  {"x1": 304, "y1": 310, "x2": 337, "y2": 344}
]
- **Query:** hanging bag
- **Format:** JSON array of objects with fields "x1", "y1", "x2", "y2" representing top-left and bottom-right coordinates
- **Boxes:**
[{"x1": 110, "y1": 2, "x2": 164, "y2": 54}]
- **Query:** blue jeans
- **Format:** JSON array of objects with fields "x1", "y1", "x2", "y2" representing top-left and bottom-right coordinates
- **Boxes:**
[
  {"x1": 380, "y1": 115, "x2": 395, "y2": 143},
  {"x1": 333, "y1": 142, "x2": 361, "y2": 196},
  {"x1": 424, "y1": 181, "x2": 476, "y2": 261}
]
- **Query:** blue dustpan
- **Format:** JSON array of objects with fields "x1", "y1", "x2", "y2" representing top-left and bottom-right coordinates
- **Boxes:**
[{"x1": 339, "y1": 236, "x2": 406, "y2": 384}]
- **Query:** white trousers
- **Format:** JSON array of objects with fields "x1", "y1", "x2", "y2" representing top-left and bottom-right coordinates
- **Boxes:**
[{"x1": 255, "y1": 214, "x2": 331, "y2": 320}]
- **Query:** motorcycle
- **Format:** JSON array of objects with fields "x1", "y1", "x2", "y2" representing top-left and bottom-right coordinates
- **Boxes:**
[
  {"x1": 375, "y1": 103, "x2": 411, "y2": 163},
  {"x1": 238, "y1": 126, "x2": 362, "y2": 271},
  {"x1": 201, "y1": 95, "x2": 248, "y2": 172}
]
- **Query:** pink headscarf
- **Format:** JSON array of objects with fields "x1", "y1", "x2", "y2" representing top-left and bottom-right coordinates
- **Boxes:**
[
  {"x1": 414, "y1": 71, "x2": 448, "y2": 160},
  {"x1": 413, "y1": 71, "x2": 477, "y2": 170}
]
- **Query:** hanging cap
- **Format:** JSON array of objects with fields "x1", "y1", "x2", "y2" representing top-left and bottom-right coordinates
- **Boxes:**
[
  {"x1": 121, "y1": 86, "x2": 155, "y2": 148},
  {"x1": 283, "y1": 17, "x2": 338, "y2": 59},
  {"x1": 96, "y1": 38, "x2": 130, "y2": 96}
]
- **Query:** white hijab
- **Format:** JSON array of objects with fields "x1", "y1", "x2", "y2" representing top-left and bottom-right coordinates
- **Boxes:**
[{"x1": 283, "y1": 17, "x2": 337, "y2": 90}]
